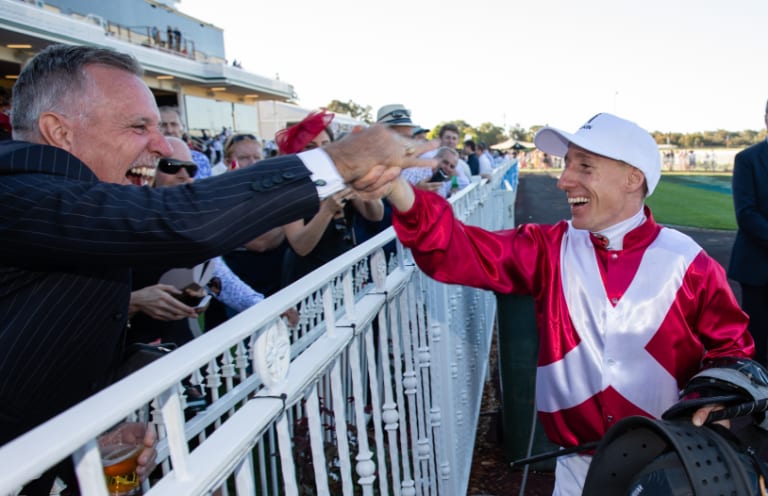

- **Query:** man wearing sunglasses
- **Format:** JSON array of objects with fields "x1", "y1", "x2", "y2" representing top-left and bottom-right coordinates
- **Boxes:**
[
  {"x1": 0, "y1": 43, "x2": 435, "y2": 483},
  {"x1": 157, "y1": 157, "x2": 198, "y2": 177},
  {"x1": 159, "y1": 105, "x2": 213, "y2": 179},
  {"x1": 128, "y1": 137, "x2": 279, "y2": 348}
]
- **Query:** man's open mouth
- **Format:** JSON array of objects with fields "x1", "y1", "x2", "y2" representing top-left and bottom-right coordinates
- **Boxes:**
[
  {"x1": 126, "y1": 166, "x2": 155, "y2": 186},
  {"x1": 568, "y1": 196, "x2": 590, "y2": 207}
]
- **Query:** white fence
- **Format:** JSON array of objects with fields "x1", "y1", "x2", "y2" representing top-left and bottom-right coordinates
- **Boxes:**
[{"x1": 0, "y1": 163, "x2": 516, "y2": 496}]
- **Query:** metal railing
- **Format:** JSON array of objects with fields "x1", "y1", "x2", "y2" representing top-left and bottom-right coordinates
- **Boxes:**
[{"x1": 0, "y1": 162, "x2": 516, "y2": 496}]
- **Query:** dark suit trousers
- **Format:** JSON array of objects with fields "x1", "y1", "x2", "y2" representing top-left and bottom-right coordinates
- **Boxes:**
[{"x1": 741, "y1": 283, "x2": 768, "y2": 366}]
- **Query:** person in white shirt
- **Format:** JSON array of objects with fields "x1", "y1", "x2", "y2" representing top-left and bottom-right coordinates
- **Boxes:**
[
  {"x1": 421, "y1": 123, "x2": 473, "y2": 178},
  {"x1": 401, "y1": 146, "x2": 470, "y2": 198}
]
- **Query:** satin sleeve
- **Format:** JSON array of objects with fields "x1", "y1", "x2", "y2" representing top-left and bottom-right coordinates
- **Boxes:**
[
  {"x1": 686, "y1": 252, "x2": 754, "y2": 360},
  {"x1": 392, "y1": 188, "x2": 562, "y2": 296}
]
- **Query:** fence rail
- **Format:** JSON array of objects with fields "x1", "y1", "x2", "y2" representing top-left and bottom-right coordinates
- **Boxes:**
[{"x1": 1, "y1": 162, "x2": 517, "y2": 496}]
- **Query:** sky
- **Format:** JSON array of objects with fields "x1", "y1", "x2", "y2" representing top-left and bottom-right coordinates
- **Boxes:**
[{"x1": 178, "y1": 0, "x2": 768, "y2": 135}]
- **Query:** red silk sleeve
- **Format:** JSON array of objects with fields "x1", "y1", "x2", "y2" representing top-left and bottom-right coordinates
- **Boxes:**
[{"x1": 392, "y1": 188, "x2": 563, "y2": 296}]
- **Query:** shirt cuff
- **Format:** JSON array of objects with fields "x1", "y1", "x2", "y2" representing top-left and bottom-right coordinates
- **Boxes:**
[{"x1": 297, "y1": 148, "x2": 345, "y2": 199}]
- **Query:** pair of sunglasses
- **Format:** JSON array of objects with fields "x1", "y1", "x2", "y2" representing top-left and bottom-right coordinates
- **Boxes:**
[
  {"x1": 225, "y1": 133, "x2": 259, "y2": 152},
  {"x1": 157, "y1": 158, "x2": 198, "y2": 177},
  {"x1": 383, "y1": 109, "x2": 410, "y2": 120}
]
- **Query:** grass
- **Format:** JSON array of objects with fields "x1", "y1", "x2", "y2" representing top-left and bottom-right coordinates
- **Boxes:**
[
  {"x1": 645, "y1": 174, "x2": 736, "y2": 230},
  {"x1": 518, "y1": 169, "x2": 737, "y2": 230}
]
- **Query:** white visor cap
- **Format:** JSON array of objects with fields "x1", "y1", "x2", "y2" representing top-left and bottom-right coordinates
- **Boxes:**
[{"x1": 534, "y1": 112, "x2": 661, "y2": 196}]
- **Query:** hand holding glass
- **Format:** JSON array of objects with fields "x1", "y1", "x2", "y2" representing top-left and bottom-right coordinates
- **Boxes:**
[{"x1": 99, "y1": 422, "x2": 151, "y2": 496}]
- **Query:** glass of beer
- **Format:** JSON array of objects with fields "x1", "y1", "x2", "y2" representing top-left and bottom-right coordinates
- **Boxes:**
[{"x1": 99, "y1": 422, "x2": 147, "y2": 496}]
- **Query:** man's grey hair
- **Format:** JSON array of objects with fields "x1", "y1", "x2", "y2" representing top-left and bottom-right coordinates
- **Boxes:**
[
  {"x1": 435, "y1": 146, "x2": 459, "y2": 159},
  {"x1": 158, "y1": 105, "x2": 183, "y2": 120},
  {"x1": 11, "y1": 44, "x2": 143, "y2": 141}
]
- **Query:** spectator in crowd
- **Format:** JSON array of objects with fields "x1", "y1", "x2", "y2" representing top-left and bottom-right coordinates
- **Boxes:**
[
  {"x1": 166, "y1": 25, "x2": 173, "y2": 50},
  {"x1": 215, "y1": 132, "x2": 290, "y2": 296},
  {"x1": 222, "y1": 133, "x2": 264, "y2": 171},
  {"x1": 463, "y1": 139, "x2": 480, "y2": 176},
  {"x1": 129, "y1": 137, "x2": 279, "y2": 344},
  {"x1": 210, "y1": 131, "x2": 224, "y2": 166},
  {"x1": 224, "y1": 225, "x2": 290, "y2": 298},
  {"x1": 353, "y1": 104, "x2": 418, "y2": 249},
  {"x1": 159, "y1": 105, "x2": 212, "y2": 179},
  {"x1": 385, "y1": 112, "x2": 753, "y2": 493},
  {"x1": 474, "y1": 141, "x2": 494, "y2": 179},
  {"x1": 376, "y1": 104, "x2": 418, "y2": 138},
  {"x1": 401, "y1": 146, "x2": 469, "y2": 198},
  {"x1": 477, "y1": 141, "x2": 495, "y2": 173},
  {"x1": 423, "y1": 123, "x2": 472, "y2": 178},
  {"x1": 275, "y1": 110, "x2": 384, "y2": 283},
  {"x1": 412, "y1": 126, "x2": 430, "y2": 142},
  {"x1": 0, "y1": 43, "x2": 433, "y2": 486},
  {"x1": 728, "y1": 98, "x2": 768, "y2": 366},
  {"x1": 173, "y1": 27, "x2": 182, "y2": 51},
  {"x1": 151, "y1": 26, "x2": 161, "y2": 46}
]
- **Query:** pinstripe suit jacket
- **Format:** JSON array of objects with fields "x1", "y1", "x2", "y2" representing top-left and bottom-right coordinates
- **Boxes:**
[
  {"x1": 0, "y1": 140, "x2": 319, "y2": 444},
  {"x1": 728, "y1": 140, "x2": 768, "y2": 285}
]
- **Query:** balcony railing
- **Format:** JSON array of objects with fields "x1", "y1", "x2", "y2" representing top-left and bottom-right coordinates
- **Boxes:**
[{"x1": 0, "y1": 162, "x2": 517, "y2": 496}]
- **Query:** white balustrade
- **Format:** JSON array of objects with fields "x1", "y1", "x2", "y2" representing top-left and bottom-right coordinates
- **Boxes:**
[{"x1": 0, "y1": 162, "x2": 515, "y2": 496}]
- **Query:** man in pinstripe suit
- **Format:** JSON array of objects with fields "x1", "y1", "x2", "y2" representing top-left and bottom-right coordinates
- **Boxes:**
[{"x1": 0, "y1": 44, "x2": 435, "y2": 454}]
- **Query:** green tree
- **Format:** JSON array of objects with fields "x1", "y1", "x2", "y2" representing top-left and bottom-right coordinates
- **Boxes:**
[
  {"x1": 528, "y1": 125, "x2": 546, "y2": 140},
  {"x1": 476, "y1": 122, "x2": 507, "y2": 146},
  {"x1": 325, "y1": 100, "x2": 374, "y2": 124},
  {"x1": 509, "y1": 124, "x2": 529, "y2": 142}
]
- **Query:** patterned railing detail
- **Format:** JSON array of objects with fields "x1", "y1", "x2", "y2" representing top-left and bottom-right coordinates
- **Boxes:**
[{"x1": 0, "y1": 162, "x2": 515, "y2": 496}]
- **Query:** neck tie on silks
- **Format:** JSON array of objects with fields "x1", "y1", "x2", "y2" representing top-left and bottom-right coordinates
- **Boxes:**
[{"x1": 591, "y1": 233, "x2": 610, "y2": 248}]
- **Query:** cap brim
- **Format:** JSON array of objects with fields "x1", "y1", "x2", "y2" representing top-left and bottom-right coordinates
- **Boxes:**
[
  {"x1": 382, "y1": 119, "x2": 416, "y2": 127},
  {"x1": 533, "y1": 127, "x2": 574, "y2": 157}
]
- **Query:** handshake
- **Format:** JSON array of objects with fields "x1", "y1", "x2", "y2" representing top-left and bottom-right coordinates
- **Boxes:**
[{"x1": 324, "y1": 124, "x2": 438, "y2": 200}]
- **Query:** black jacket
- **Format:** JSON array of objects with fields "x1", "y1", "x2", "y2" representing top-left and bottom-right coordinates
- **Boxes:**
[
  {"x1": 0, "y1": 141, "x2": 318, "y2": 444},
  {"x1": 729, "y1": 140, "x2": 768, "y2": 286}
]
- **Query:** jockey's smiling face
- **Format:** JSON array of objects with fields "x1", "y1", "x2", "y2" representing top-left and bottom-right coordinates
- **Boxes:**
[{"x1": 557, "y1": 144, "x2": 646, "y2": 232}]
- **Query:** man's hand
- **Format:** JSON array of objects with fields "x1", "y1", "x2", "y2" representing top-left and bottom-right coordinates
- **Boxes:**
[
  {"x1": 692, "y1": 404, "x2": 730, "y2": 429},
  {"x1": 322, "y1": 188, "x2": 356, "y2": 216},
  {"x1": 324, "y1": 125, "x2": 437, "y2": 198},
  {"x1": 135, "y1": 423, "x2": 157, "y2": 482},
  {"x1": 281, "y1": 307, "x2": 300, "y2": 327},
  {"x1": 98, "y1": 422, "x2": 157, "y2": 483},
  {"x1": 129, "y1": 284, "x2": 198, "y2": 320},
  {"x1": 415, "y1": 180, "x2": 443, "y2": 193}
]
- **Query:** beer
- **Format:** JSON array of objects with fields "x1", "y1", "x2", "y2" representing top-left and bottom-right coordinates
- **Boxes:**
[{"x1": 102, "y1": 443, "x2": 142, "y2": 496}]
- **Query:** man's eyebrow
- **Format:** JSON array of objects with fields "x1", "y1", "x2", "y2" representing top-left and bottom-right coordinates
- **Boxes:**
[{"x1": 129, "y1": 116, "x2": 156, "y2": 126}]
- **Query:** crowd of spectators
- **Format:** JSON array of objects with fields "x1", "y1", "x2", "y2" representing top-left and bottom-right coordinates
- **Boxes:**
[
  {"x1": 0, "y1": 44, "x2": 437, "y2": 494},
  {"x1": 8, "y1": 42, "x2": 762, "y2": 496},
  {"x1": 0, "y1": 48, "x2": 508, "y2": 487},
  {"x1": 123, "y1": 102, "x2": 512, "y2": 348}
]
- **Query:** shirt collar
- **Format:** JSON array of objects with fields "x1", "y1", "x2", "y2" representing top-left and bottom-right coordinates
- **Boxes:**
[{"x1": 591, "y1": 207, "x2": 647, "y2": 250}]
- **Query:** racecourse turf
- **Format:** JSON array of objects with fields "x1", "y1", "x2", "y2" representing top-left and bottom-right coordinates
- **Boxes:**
[{"x1": 644, "y1": 174, "x2": 735, "y2": 230}]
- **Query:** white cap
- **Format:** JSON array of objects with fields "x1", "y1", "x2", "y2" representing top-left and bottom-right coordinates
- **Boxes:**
[{"x1": 534, "y1": 113, "x2": 661, "y2": 196}]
